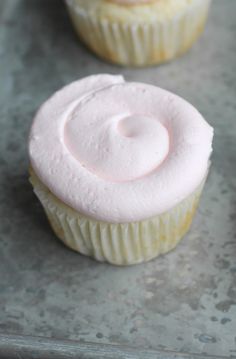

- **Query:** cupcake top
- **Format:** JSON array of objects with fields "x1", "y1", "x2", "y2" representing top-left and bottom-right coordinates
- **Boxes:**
[
  {"x1": 66, "y1": 0, "x2": 203, "y2": 23},
  {"x1": 29, "y1": 75, "x2": 213, "y2": 223}
]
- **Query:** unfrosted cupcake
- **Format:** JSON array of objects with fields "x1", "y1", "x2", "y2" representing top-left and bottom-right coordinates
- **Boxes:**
[
  {"x1": 65, "y1": 0, "x2": 211, "y2": 66},
  {"x1": 28, "y1": 74, "x2": 213, "y2": 265}
]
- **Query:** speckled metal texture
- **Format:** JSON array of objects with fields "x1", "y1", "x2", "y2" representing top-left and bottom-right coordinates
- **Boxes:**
[{"x1": 0, "y1": 0, "x2": 235, "y2": 358}]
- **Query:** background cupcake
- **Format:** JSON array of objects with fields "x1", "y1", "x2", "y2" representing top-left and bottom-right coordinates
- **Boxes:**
[
  {"x1": 28, "y1": 74, "x2": 213, "y2": 265},
  {"x1": 65, "y1": 0, "x2": 211, "y2": 66}
]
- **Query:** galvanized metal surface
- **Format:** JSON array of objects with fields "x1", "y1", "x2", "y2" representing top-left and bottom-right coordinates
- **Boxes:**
[
  {"x1": 0, "y1": 0, "x2": 235, "y2": 358},
  {"x1": 0, "y1": 334, "x2": 231, "y2": 359}
]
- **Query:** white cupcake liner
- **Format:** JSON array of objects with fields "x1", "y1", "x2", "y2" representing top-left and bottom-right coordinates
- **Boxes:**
[
  {"x1": 30, "y1": 172, "x2": 205, "y2": 265},
  {"x1": 65, "y1": 0, "x2": 211, "y2": 66}
]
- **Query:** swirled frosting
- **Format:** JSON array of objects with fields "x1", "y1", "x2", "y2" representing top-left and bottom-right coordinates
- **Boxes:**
[{"x1": 29, "y1": 75, "x2": 213, "y2": 223}]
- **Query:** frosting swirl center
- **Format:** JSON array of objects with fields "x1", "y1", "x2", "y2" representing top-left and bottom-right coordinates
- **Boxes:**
[{"x1": 65, "y1": 110, "x2": 169, "y2": 182}]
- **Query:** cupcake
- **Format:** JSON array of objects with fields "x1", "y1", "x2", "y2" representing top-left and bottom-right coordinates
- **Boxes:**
[
  {"x1": 28, "y1": 74, "x2": 213, "y2": 265},
  {"x1": 65, "y1": 0, "x2": 211, "y2": 66}
]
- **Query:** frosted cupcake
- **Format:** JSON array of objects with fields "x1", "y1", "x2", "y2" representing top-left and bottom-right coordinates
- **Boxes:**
[
  {"x1": 65, "y1": 0, "x2": 211, "y2": 66},
  {"x1": 28, "y1": 74, "x2": 213, "y2": 265}
]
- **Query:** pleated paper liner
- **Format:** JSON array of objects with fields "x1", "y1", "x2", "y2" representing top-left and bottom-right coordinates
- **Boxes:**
[
  {"x1": 30, "y1": 170, "x2": 205, "y2": 265},
  {"x1": 65, "y1": 0, "x2": 211, "y2": 66}
]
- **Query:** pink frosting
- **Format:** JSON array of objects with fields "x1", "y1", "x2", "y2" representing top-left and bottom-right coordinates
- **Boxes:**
[{"x1": 29, "y1": 75, "x2": 213, "y2": 223}]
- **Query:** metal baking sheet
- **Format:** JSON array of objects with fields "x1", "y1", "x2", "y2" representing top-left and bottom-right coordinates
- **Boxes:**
[{"x1": 0, "y1": 0, "x2": 235, "y2": 358}]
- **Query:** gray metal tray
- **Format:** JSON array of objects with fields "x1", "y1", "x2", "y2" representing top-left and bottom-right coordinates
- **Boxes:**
[{"x1": 0, "y1": 0, "x2": 235, "y2": 358}]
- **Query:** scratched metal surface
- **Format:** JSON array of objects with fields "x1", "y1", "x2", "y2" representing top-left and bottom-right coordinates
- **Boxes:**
[{"x1": 0, "y1": 0, "x2": 235, "y2": 358}]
